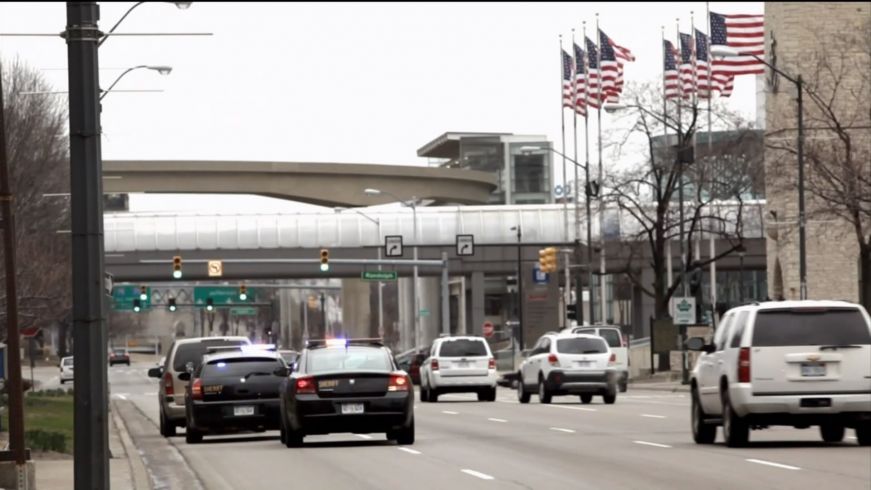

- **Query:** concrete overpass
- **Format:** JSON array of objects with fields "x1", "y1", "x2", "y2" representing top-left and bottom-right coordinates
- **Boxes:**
[{"x1": 102, "y1": 160, "x2": 498, "y2": 207}]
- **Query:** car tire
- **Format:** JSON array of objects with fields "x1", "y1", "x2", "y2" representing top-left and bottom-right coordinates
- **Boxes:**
[
  {"x1": 487, "y1": 387, "x2": 497, "y2": 402},
  {"x1": 185, "y1": 426, "x2": 203, "y2": 444},
  {"x1": 691, "y1": 388, "x2": 716, "y2": 444},
  {"x1": 538, "y1": 377, "x2": 552, "y2": 404},
  {"x1": 619, "y1": 378, "x2": 628, "y2": 393},
  {"x1": 159, "y1": 411, "x2": 176, "y2": 438},
  {"x1": 478, "y1": 388, "x2": 497, "y2": 402},
  {"x1": 517, "y1": 376, "x2": 531, "y2": 404},
  {"x1": 722, "y1": 389, "x2": 749, "y2": 448},
  {"x1": 580, "y1": 394, "x2": 593, "y2": 404},
  {"x1": 284, "y1": 424, "x2": 304, "y2": 448},
  {"x1": 820, "y1": 422, "x2": 845, "y2": 443},
  {"x1": 396, "y1": 418, "x2": 415, "y2": 445},
  {"x1": 856, "y1": 425, "x2": 871, "y2": 446},
  {"x1": 429, "y1": 388, "x2": 439, "y2": 403},
  {"x1": 420, "y1": 383, "x2": 429, "y2": 403},
  {"x1": 602, "y1": 392, "x2": 617, "y2": 404}
]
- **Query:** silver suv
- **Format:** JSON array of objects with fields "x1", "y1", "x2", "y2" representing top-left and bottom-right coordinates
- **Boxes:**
[{"x1": 148, "y1": 336, "x2": 251, "y2": 437}]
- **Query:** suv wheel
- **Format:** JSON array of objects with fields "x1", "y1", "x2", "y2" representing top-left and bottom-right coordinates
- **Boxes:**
[
  {"x1": 159, "y1": 410, "x2": 176, "y2": 438},
  {"x1": 820, "y1": 422, "x2": 845, "y2": 443},
  {"x1": 722, "y1": 389, "x2": 749, "y2": 447},
  {"x1": 517, "y1": 375, "x2": 531, "y2": 404},
  {"x1": 602, "y1": 392, "x2": 617, "y2": 404},
  {"x1": 856, "y1": 425, "x2": 871, "y2": 446},
  {"x1": 619, "y1": 378, "x2": 628, "y2": 393},
  {"x1": 185, "y1": 426, "x2": 203, "y2": 444},
  {"x1": 420, "y1": 383, "x2": 430, "y2": 403},
  {"x1": 580, "y1": 394, "x2": 593, "y2": 404},
  {"x1": 284, "y1": 424, "x2": 304, "y2": 448},
  {"x1": 691, "y1": 388, "x2": 716, "y2": 444},
  {"x1": 538, "y1": 376, "x2": 552, "y2": 404},
  {"x1": 477, "y1": 387, "x2": 496, "y2": 402}
]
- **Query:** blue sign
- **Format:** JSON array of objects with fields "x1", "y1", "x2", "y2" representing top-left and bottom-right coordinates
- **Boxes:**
[{"x1": 532, "y1": 266, "x2": 549, "y2": 284}]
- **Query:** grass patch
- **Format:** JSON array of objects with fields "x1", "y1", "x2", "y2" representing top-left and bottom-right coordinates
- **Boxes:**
[{"x1": 2, "y1": 391, "x2": 74, "y2": 453}]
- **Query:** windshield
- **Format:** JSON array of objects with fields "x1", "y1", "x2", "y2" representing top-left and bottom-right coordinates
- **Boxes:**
[
  {"x1": 201, "y1": 358, "x2": 281, "y2": 378},
  {"x1": 752, "y1": 309, "x2": 871, "y2": 347},
  {"x1": 306, "y1": 346, "x2": 392, "y2": 373},
  {"x1": 557, "y1": 338, "x2": 608, "y2": 354},
  {"x1": 113, "y1": 349, "x2": 126, "y2": 355},
  {"x1": 173, "y1": 339, "x2": 249, "y2": 372},
  {"x1": 438, "y1": 339, "x2": 488, "y2": 357}
]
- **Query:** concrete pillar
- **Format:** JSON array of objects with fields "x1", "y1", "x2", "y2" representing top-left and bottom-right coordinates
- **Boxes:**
[
  {"x1": 341, "y1": 278, "x2": 371, "y2": 339},
  {"x1": 398, "y1": 277, "x2": 413, "y2": 351},
  {"x1": 470, "y1": 271, "x2": 486, "y2": 336}
]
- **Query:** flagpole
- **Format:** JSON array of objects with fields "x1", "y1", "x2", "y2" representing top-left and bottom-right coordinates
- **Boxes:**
[
  {"x1": 663, "y1": 25, "x2": 673, "y2": 313},
  {"x1": 706, "y1": 1, "x2": 718, "y2": 321},
  {"x1": 560, "y1": 35, "x2": 569, "y2": 247},
  {"x1": 571, "y1": 28, "x2": 582, "y2": 326},
  {"x1": 691, "y1": 11, "x2": 701, "y2": 300},
  {"x1": 676, "y1": 17, "x2": 688, "y2": 304},
  {"x1": 596, "y1": 13, "x2": 606, "y2": 324},
  {"x1": 582, "y1": 20, "x2": 594, "y2": 326}
]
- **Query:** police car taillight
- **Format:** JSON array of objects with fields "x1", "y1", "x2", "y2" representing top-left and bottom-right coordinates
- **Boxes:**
[
  {"x1": 163, "y1": 372, "x2": 174, "y2": 396},
  {"x1": 191, "y1": 378, "x2": 203, "y2": 401},
  {"x1": 388, "y1": 373, "x2": 410, "y2": 392},
  {"x1": 296, "y1": 376, "x2": 316, "y2": 394}
]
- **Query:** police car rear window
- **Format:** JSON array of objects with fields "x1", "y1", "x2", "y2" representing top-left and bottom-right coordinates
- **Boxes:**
[
  {"x1": 752, "y1": 309, "x2": 871, "y2": 347},
  {"x1": 438, "y1": 339, "x2": 488, "y2": 357},
  {"x1": 202, "y1": 358, "x2": 280, "y2": 378}
]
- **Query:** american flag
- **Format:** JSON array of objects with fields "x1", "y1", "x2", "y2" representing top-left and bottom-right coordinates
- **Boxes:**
[
  {"x1": 663, "y1": 39, "x2": 680, "y2": 99},
  {"x1": 679, "y1": 32, "x2": 695, "y2": 97},
  {"x1": 598, "y1": 31, "x2": 621, "y2": 101},
  {"x1": 573, "y1": 42, "x2": 587, "y2": 116},
  {"x1": 694, "y1": 29, "x2": 713, "y2": 98},
  {"x1": 585, "y1": 37, "x2": 601, "y2": 109},
  {"x1": 562, "y1": 49, "x2": 574, "y2": 110},
  {"x1": 710, "y1": 11, "x2": 765, "y2": 76}
]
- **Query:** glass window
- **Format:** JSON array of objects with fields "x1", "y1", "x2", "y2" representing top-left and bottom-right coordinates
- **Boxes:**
[
  {"x1": 512, "y1": 154, "x2": 546, "y2": 193},
  {"x1": 306, "y1": 346, "x2": 392, "y2": 373},
  {"x1": 752, "y1": 308, "x2": 871, "y2": 347},
  {"x1": 62, "y1": 358, "x2": 74, "y2": 366},
  {"x1": 438, "y1": 339, "x2": 488, "y2": 357},
  {"x1": 557, "y1": 338, "x2": 608, "y2": 354},
  {"x1": 201, "y1": 357, "x2": 281, "y2": 378},
  {"x1": 713, "y1": 313, "x2": 733, "y2": 351},
  {"x1": 596, "y1": 329, "x2": 623, "y2": 348}
]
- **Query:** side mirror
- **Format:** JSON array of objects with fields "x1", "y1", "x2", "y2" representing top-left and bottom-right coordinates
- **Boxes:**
[
  {"x1": 686, "y1": 337, "x2": 714, "y2": 353},
  {"x1": 177, "y1": 372, "x2": 191, "y2": 382},
  {"x1": 273, "y1": 366, "x2": 289, "y2": 377},
  {"x1": 147, "y1": 367, "x2": 163, "y2": 378}
]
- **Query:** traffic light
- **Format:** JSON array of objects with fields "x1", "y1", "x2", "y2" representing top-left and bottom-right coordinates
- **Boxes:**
[
  {"x1": 566, "y1": 303, "x2": 577, "y2": 321},
  {"x1": 538, "y1": 247, "x2": 558, "y2": 273},
  {"x1": 172, "y1": 255, "x2": 183, "y2": 279},
  {"x1": 238, "y1": 285, "x2": 248, "y2": 301},
  {"x1": 133, "y1": 298, "x2": 141, "y2": 313},
  {"x1": 168, "y1": 297, "x2": 177, "y2": 312},
  {"x1": 320, "y1": 248, "x2": 330, "y2": 272},
  {"x1": 206, "y1": 298, "x2": 214, "y2": 312},
  {"x1": 139, "y1": 286, "x2": 148, "y2": 301}
]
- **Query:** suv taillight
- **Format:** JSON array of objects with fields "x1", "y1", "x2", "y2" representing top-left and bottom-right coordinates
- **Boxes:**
[
  {"x1": 488, "y1": 358, "x2": 496, "y2": 370},
  {"x1": 548, "y1": 353, "x2": 559, "y2": 366},
  {"x1": 296, "y1": 376, "x2": 316, "y2": 394},
  {"x1": 608, "y1": 353, "x2": 616, "y2": 365},
  {"x1": 431, "y1": 359, "x2": 439, "y2": 371},
  {"x1": 191, "y1": 378, "x2": 203, "y2": 401},
  {"x1": 738, "y1": 347, "x2": 751, "y2": 383},
  {"x1": 163, "y1": 372, "x2": 174, "y2": 396},
  {"x1": 388, "y1": 373, "x2": 410, "y2": 392}
]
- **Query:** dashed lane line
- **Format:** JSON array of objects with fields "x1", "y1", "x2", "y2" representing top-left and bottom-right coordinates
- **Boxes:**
[
  {"x1": 549, "y1": 427, "x2": 576, "y2": 434},
  {"x1": 746, "y1": 459, "x2": 801, "y2": 471},
  {"x1": 641, "y1": 414, "x2": 667, "y2": 419},
  {"x1": 397, "y1": 447, "x2": 422, "y2": 455},
  {"x1": 441, "y1": 410, "x2": 459, "y2": 415},
  {"x1": 461, "y1": 469, "x2": 495, "y2": 481},
  {"x1": 633, "y1": 440, "x2": 672, "y2": 448},
  {"x1": 487, "y1": 418, "x2": 508, "y2": 423}
]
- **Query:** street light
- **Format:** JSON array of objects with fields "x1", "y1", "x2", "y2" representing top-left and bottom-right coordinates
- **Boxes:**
[
  {"x1": 712, "y1": 45, "x2": 807, "y2": 300},
  {"x1": 99, "y1": 2, "x2": 193, "y2": 47},
  {"x1": 509, "y1": 225, "x2": 524, "y2": 351},
  {"x1": 100, "y1": 65, "x2": 172, "y2": 101},
  {"x1": 335, "y1": 206, "x2": 384, "y2": 338},
  {"x1": 364, "y1": 188, "x2": 421, "y2": 350}
]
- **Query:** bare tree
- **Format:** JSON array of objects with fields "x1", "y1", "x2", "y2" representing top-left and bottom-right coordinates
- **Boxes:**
[
  {"x1": 0, "y1": 58, "x2": 71, "y2": 353},
  {"x1": 605, "y1": 83, "x2": 761, "y2": 321}
]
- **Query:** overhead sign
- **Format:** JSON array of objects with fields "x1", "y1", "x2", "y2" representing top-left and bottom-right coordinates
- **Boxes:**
[
  {"x1": 482, "y1": 321, "x2": 494, "y2": 338},
  {"x1": 456, "y1": 234, "x2": 474, "y2": 256},
  {"x1": 208, "y1": 260, "x2": 223, "y2": 277},
  {"x1": 384, "y1": 235, "x2": 403, "y2": 257},
  {"x1": 672, "y1": 297, "x2": 696, "y2": 325},
  {"x1": 112, "y1": 285, "x2": 150, "y2": 311},
  {"x1": 231, "y1": 306, "x2": 257, "y2": 316},
  {"x1": 194, "y1": 286, "x2": 255, "y2": 306},
  {"x1": 361, "y1": 271, "x2": 398, "y2": 281}
]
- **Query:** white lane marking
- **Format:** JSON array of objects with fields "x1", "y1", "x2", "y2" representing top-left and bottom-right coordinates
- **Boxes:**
[
  {"x1": 549, "y1": 427, "x2": 575, "y2": 433},
  {"x1": 117, "y1": 394, "x2": 128, "y2": 400},
  {"x1": 488, "y1": 418, "x2": 508, "y2": 423},
  {"x1": 461, "y1": 469, "x2": 495, "y2": 481},
  {"x1": 633, "y1": 440, "x2": 672, "y2": 448},
  {"x1": 496, "y1": 399, "x2": 519, "y2": 404},
  {"x1": 354, "y1": 434, "x2": 373, "y2": 440},
  {"x1": 746, "y1": 459, "x2": 800, "y2": 471},
  {"x1": 641, "y1": 414, "x2": 667, "y2": 419},
  {"x1": 547, "y1": 404, "x2": 597, "y2": 412},
  {"x1": 441, "y1": 410, "x2": 459, "y2": 415},
  {"x1": 397, "y1": 447, "x2": 421, "y2": 455}
]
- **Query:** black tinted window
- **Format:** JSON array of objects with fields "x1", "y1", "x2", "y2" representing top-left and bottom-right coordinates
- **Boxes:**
[
  {"x1": 598, "y1": 330, "x2": 622, "y2": 347},
  {"x1": 201, "y1": 358, "x2": 280, "y2": 378},
  {"x1": 307, "y1": 346, "x2": 392, "y2": 373},
  {"x1": 557, "y1": 338, "x2": 608, "y2": 354},
  {"x1": 173, "y1": 339, "x2": 248, "y2": 372},
  {"x1": 752, "y1": 309, "x2": 871, "y2": 347},
  {"x1": 439, "y1": 339, "x2": 488, "y2": 357}
]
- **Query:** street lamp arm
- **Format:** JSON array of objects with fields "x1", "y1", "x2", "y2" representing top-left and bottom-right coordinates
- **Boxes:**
[
  {"x1": 748, "y1": 53, "x2": 800, "y2": 86},
  {"x1": 100, "y1": 65, "x2": 148, "y2": 101},
  {"x1": 537, "y1": 147, "x2": 588, "y2": 171},
  {"x1": 98, "y1": 1, "x2": 145, "y2": 47}
]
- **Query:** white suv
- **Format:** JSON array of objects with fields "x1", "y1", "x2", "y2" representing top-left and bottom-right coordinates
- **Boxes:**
[
  {"x1": 571, "y1": 326, "x2": 629, "y2": 392},
  {"x1": 59, "y1": 356, "x2": 74, "y2": 384},
  {"x1": 688, "y1": 300, "x2": 871, "y2": 447},
  {"x1": 419, "y1": 336, "x2": 497, "y2": 402},
  {"x1": 517, "y1": 332, "x2": 619, "y2": 405}
]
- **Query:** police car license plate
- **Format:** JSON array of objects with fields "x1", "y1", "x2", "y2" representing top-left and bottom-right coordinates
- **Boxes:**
[
  {"x1": 341, "y1": 403, "x2": 364, "y2": 415},
  {"x1": 800, "y1": 363, "x2": 826, "y2": 377},
  {"x1": 234, "y1": 405, "x2": 255, "y2": 416}
]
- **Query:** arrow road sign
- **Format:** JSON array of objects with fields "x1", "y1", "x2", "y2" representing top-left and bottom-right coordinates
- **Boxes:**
[
  {"x1": 456, "y1": 234, "x2": 474, "y2": 256},
  {"x1": 385, "y1": 235, "x2": 403, "y2": 257}
]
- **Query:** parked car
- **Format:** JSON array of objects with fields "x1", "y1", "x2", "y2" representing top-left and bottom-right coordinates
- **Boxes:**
[
  {"x1": 419, "y1": 336, "x2": 497, "y2": 402},
  {"x1": 59, "y1": 356, "x2": 74, "y2": 384},
  {"x1": 688, "y1": 300, "x2": 871, "y2": 447},
  {"x1": 517, "y1": 332, "x2": 619, "y2": 405},
  {"x1": 148, "y1": 336, "x2": 252, "y2": 437},
  {"x1": 571, "y1": 325, "x2": 630, "y2": 392},
  {"x1": 109, "y1": 348, "x2": 130, "y2": 366}
]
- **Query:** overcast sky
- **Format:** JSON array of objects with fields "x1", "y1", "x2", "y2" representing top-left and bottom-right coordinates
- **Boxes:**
[{"x1": 1, "y1": 1, "x2": 763, "y2": 213}]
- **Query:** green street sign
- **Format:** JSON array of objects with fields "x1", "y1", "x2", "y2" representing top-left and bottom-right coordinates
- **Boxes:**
[
  {"x1": 112, "y1": 286, "x2": 150, "y2": 311},
  {"x1": 231, "y1": 306, "x2": 257, "y2": 316},
  {"x1": 361, "y1": 271, "x2": 398, "y2": 281},
  {"x1": 420, "y1": 308, "x2": 430, "y2": 317},
  {"x1": 194, "y1": 286, "x2": 256, "y2": 306}
]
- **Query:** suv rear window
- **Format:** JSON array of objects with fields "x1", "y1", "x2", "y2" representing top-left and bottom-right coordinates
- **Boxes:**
[
  {"x1": 173, "y1": 339, "x2": 249, "y2": 372},
  {"x1": 438, "y1": 339, "x2": 488, "y2": 357},
  {"x1": 752, "y1": 309, "x2": 871, "y2": 347},
  {"x1": 307, "y1": 346, "x2": 392, "y2": 373},
  {"x1": 557, "y1": 337, "x2": 608, "y2": 354},
  {"x1": 201, "y1": 357, "x2": 281, "y2": 378},
  {"x1": 62, "y1": 358, "x2": 73, "y2": 366},
  {"x1": 574, "y1": 328, "x2": 622, "y2": 347}
]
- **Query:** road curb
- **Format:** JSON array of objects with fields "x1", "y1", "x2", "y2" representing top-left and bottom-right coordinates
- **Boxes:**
[
  {"x1": 111, "y1": 400, "x2": 152, "y2": 490},
  {"x1": 628, "y1": 384, "x2": 691, "y2": 393}
]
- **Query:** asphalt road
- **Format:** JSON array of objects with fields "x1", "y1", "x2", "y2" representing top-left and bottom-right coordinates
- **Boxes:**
[{"x1": 105, "y1": 359, "x2": 870, "y2": 490}]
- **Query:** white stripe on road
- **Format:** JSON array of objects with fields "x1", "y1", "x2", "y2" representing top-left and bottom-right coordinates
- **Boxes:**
[
  {"x1": 354, "y1": 434, "x2": 373, "y2": 440},
  {"x1": 641, "y1": 414, "x2": 667, "y2": 419},
  {"x1": 441, "y1": 410, "x2": 459, "y2": 415},
  {"x1": 550, "y1": 427, "x2": 576, "y2": 433},
  {"x1": 461, "y1": 469, "x2": 495, "y2": 481},
  {"x1": 633, "y1": 440, "x2": 671, "y2": 448},
  {"x1": 397, "y1": 447, "x2": 421, "y2": 455},
  {"x1": 487, "y1": 418, "x2": 508, "y2": 423},
  {"x1": 117, "y1": 394, "x2": 128, "y2": 400},
  {"x1": 746, "y1": 459, "x2": 801, "y2": 471},
  {"x1": 547, "y1": 405, "x2": 597, "y2": 412}
]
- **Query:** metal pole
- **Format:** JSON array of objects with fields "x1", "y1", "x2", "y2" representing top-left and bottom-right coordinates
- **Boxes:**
[
  {"x1": 596, "y1": 14, "x2": 606, "y2": 325},
  {"x1": 559, "y1": 35, "x2": 569, "y2": 243},
  {"x1": 320, "y1": 292, "x2": 326, "y2": 336},
  {"x1": 440, "y1": 252, "x2": 449, "y2": 335},
  {"x1": 583, "y1": 21, "x2": 594, "y2": 327},
  {"x1": 516, "y1": 226, "x2": 524, "y2": 350},
  {"x1": 564, "y1": 251, "x2": 571, "y2": 327},
  {"x1": 66, "y1": 3, "x2": 109, "y2": 488},
  {"x1": 411, "y1": 198, "x2": 420, "y2": 349},
  {"x1": 797, "y1": 76, "x2": 807, "y2": 300},
  {"x1": 376, "y1": 220, "x2": 384, "y2": 337}
]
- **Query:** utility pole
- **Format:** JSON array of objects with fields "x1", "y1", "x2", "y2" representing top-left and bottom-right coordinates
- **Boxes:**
[
  {"x1": 65, "y1": 3, "x2": 110, "y2": 488},
  {"x1": 320, "y1": 292, "x2": 326, "y2": 336}
]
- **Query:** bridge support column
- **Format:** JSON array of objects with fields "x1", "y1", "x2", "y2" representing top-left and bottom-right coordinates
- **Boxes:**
[
  {"x1": 470, "y1": 271, "x2": 485, "y2": 337},
  {"x1": 341, "y1": 278, "x2": 372, "y2": 340}
]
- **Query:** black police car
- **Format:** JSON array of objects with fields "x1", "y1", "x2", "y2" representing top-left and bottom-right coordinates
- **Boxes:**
[
  {"x1": 182, "y1": 347, "x2": 286, "y2": 443},
  {"x1": 278, "y1": 338, "x2": 414, "y2": 447}
]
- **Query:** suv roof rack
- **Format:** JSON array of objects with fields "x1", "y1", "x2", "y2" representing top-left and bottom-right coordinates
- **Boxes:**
[{"x1": 305, "y1": 338, "x2": 385, "y2": 348}]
